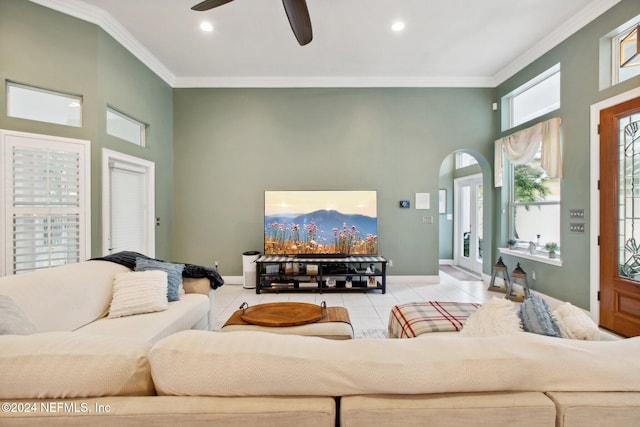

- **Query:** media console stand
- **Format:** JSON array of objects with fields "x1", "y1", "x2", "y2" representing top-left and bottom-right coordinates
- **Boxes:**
[{"x1": 255, "y1": 255, "x2": 387, "y2": 294}]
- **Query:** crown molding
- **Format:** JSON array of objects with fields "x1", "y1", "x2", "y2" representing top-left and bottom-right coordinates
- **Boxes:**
[
  {"x1": 29, "y1": 0, "x2": 176, "y2": 87},
  {"x1": 31, "y1": 0, "x2": 620, "y2": 89},
  {"x1": 493, "y1": 0, "x2": 622, "y2": 85},
  {"x1": 173, "y1": 75, "x2": 496, "y2": 88}
]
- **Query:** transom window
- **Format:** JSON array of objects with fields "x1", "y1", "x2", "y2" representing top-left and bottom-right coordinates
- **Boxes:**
[
  {"x1": 106, "y1": 107, "x2": 146, "y2": 147},
  {"x1": 6, "y1": 81, "x2": 82, "y2": 128},
  {"x1": 502, "y1": 64, "x2": 560, "y2": 131},
  {"x1": 455, "y1": 152, "x2": 478, "y2": 169},
  {"x1": 614, "y1": 23, "x2": 640, "y2": 85}
]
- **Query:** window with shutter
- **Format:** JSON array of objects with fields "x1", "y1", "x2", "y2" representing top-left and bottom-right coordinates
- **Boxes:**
[{"x1": 1, "y1": 130, "x2": 90, "y2": 275}]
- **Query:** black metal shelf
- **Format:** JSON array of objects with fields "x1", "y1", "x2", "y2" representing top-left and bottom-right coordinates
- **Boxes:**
[{"x1": 255, "y1": 255, "x2": 387, "y2": 294}]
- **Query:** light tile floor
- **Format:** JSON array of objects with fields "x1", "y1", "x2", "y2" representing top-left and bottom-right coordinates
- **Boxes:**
[{"x1": 212, "y1": 270, "x2": 495, "y2": 335}]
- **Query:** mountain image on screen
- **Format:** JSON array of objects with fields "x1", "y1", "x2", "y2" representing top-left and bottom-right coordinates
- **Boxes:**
[{"x1": 264, "y1": 209, "x2": 377, "y2": 255}]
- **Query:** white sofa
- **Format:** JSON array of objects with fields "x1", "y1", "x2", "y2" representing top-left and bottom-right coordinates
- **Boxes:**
[
  {"x1": 1, "y1": 329, "x2": 639, "y2": 426},
  {"x1": 0, "y1": 260, "x2": 214, "y2": 343}
]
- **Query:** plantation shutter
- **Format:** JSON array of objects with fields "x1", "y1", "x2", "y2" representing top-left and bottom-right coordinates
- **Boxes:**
[{"x1": 1, "y1": 131, "x2": 89, "y2": 275}]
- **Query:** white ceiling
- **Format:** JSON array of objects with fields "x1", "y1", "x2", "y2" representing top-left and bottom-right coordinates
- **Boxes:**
[{"x1": 31, "y1": 0, "x2": 621, "y2": 88}]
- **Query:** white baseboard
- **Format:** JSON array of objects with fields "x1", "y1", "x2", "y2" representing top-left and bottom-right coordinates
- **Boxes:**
[
  {"x1": 438, "y1": 259, "x2": 453, "y2": 265},
  {"x1": 222, "y1": 276, "x2": 244, "y2": 285},
  {"x1": 387, "y1": 275, "x2": 440, "y2": 284}
]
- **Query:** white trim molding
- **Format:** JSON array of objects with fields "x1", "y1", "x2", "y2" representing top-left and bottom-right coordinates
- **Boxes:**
[
  {"x1": 30, "y1": 0, "x2": 620, "y2": 89},
  {"x1": 493, "y1": 0, "x2": 622, "y2": 85}
]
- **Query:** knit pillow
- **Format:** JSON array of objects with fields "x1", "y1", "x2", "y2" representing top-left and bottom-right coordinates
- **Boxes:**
[
  {"x1": 518, "y1": 293, "x2": 562, "y2": 338},
  {"x1": 134, "y1": 258, "x2": 185, "y2": 302},
  {"x1": 108, "y1": 270, "x2": 169, "y2": 318},
  {"x1": 552, "y1": 302, "x2": 600, "y2": 340}
]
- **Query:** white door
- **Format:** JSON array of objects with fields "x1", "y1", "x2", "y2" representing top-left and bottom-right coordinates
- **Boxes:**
[
  {"x1": 454, "y1": 174, "x2": 483, "y2": 273},
  {"x1": 102, "y1": 149, "x2": 155, "y2": 257}
]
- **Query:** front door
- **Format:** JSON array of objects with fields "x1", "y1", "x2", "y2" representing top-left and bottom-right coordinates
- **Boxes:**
[
  {"x1": 600, "y1": 96, "x2": 640, "y2": 337},
  {"x1": 454, "y1": 174, "x2": 483, "y2": 274}
]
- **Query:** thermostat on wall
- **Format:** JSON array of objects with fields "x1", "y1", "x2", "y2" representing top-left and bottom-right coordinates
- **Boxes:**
[{"x1": 399, "y1": 200, "x2": 410, "y2": 208}]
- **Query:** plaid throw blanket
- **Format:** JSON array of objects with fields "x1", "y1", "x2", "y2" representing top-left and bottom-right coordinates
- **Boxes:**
[{"x1": 388, "y1": 301, "x2": 481, "y2": 338}]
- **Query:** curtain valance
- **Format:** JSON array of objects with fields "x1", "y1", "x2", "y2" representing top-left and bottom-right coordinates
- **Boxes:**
[{"x1": 494, "y1": 117, "x2": 562, "y2": 187}]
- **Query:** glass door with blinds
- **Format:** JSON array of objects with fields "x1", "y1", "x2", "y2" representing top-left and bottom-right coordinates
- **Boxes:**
[
  {"x1": 0, "y1": 130, "x2": 90, "y2": 275},
  {"x1": 102, "y1": 149, "x2": 155, "y2": 257}
]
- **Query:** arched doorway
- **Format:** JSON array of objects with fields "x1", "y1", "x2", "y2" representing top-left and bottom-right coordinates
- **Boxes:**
[{"x1": 438, "y1": 150, "x2": 492, "y2": 278}]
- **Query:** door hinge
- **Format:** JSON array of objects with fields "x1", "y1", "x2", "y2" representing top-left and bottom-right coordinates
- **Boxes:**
[
  {"x1": 597, "y1": 124, "x2": 601, "y2": 134},
  {"x1": 597, "y1": 180, "x2": 600, "y2": 190},
  {"x1": 597, "y1": 291, "x2": 601, "y2": 301},
  {"x1": 598, "y1": 235, "x2": 601, "y2": 245}
]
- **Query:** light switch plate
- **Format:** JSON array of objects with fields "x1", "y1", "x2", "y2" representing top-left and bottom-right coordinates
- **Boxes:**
[
  {"x1": 569, "y1": 209, "x2": 585, "y2": 219},
  {"x1": 570, "y1": 223, "x2": 585, "y2": 233}
]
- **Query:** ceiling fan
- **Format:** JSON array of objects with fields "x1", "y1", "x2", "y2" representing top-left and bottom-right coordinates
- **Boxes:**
[{"x1": 191, "y1": 0, "x2": 313, "y2": 46}]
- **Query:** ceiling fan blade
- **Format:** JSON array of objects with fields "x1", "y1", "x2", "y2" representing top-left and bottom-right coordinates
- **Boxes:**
[
  {"x1": 191, "y1": 0, "x2": 235, "y2": 12},
  {"x1": 282, "y1": 0, "x2": 313, "y2": 46}
]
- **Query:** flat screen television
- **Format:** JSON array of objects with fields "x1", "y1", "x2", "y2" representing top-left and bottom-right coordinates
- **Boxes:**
[{"x1": 264, "y1": 190, "x2": 377, "y2": 256}]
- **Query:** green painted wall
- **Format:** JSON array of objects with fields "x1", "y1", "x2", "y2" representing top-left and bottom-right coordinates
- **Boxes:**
[
  {"x1": 173, "y1": 88, "x2": 495, "y2": 275},
  {"x1": 494, "y1": 0, "x2": 640, "y2": 309},
  {"x1": 5, "y1": 0, "x2": 639, "y2": 310},
  {"x1": 0, "y1": 0, "x2": 174, "y2": 260}
]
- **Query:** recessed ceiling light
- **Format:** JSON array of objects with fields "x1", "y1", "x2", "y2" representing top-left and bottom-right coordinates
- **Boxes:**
[
  {"x1": 391, "y1": 21, "x2": 405, "y2": 32},
  {"x1": 200, "y1": 22, "x2": 214, "y2": 32}
]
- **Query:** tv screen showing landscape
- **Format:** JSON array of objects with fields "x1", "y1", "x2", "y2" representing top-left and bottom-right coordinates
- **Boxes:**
[{"x1": 264, "y1": 190, "x2": 378, "y2": 256}]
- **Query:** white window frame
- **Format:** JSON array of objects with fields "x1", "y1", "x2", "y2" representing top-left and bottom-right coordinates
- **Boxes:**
[
  {"x1": 6, "y1": 81, "x2": 82, "y2": 128},
  {"x1": 106, "y1": 106, "x2": 146, "y2": 147},
  {"x1": 0, "y1": 129, "x2": 91, "y2": 275},
  {"x1": 501, "y1": 64, "x2": 561, "y2": 131}
]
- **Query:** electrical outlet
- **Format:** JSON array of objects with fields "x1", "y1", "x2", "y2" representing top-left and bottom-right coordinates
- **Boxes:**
[
  {"x1": 422, "y1": 215, "x2": 433, "y2": 224},
  {"x1": 388, "y1": 259, "x2": 393, "y2": 267},
  {"x1": 532, "y1": 271, "x2": 536, "y2": 280}
]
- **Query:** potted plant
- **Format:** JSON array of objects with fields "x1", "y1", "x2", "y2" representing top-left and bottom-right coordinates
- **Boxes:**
[
  {"x1": 544, "y1": 242, "x2": 559, "y2": 258},
  {"x1": 507, "y1": 239, "x2": 517, "y2": 250}
]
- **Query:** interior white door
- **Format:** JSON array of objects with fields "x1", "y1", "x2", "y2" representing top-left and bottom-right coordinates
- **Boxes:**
[
  {"x1": 454, "y1": 174, "x2": 483, "y2": 273},
  {"x1": 102, "y1": 149, "x2": 155, "y2": 257}
]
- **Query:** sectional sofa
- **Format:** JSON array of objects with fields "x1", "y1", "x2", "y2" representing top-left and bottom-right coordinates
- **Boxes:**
[{"x1": 1, "y1": 260, "x2": 639, "y2": 426}]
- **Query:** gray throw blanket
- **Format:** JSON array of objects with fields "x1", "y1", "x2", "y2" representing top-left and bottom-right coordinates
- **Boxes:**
[{"x1": 92, "y1": 251, "x2": 224, "y2": 289}]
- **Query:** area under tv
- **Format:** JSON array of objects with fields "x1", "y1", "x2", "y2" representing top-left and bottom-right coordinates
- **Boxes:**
[{"x1": 254, "y1": 254, "x2": 387, "y2": 294}]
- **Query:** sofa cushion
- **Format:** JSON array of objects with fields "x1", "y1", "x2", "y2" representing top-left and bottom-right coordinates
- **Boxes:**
[
  {"x1": 546, "y1": 391, "x2": 640, "y2": 427},
  {"x1": 461, "y1": 297, "x2": 522, "y2": 337},
  {"x1": 0, "y1": 261, "x2": 130, "y2": 332},
  {"x1": 135, "y1": 258, "x2": 185, "y2": 302},
  {"x1": 552, "y1": 302, "x2": 600, "y2": 341},
  {"x1": 0, "y1": 295, "x2": 38, "y2": 335},
  {"x1": 0, "y1": 332, "x2": 154, "y2": 399},
  {"x1": 108, "y1": 270, "x2": 169, "y2": 318},
  {"x1": 81, "y1": 293, "x2": 210, "y2": 343},
  {"x1": 518, "y1": 293, "x2": 563, "y2": 338},
  {"x1": 341, "y1": 392, "x2": 555, "y2": 427},
  {"x1": 150, "y1": 330, "x2": 640, "y2": 397}
]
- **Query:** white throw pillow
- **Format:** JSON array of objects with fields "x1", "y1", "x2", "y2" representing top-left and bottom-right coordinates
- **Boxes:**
[
  {"x1": 461, "y1": 297, "x2": 523, "y2": 337},
  {"x1": 108, "y1": 270, "x2": 169, "y2": 318},
  {"x1": 552, "y1": 302, "x2": 600, "y2": 340}
]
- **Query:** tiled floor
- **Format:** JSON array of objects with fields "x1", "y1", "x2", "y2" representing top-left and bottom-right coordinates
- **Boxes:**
[{"x1": 212, "y1": 269, "x2": 495, "y2": 335}]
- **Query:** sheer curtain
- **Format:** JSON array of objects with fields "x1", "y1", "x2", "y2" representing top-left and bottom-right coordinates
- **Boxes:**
[{"x1": 494, "y1": 117, "x2": 562, "y2": 187}]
